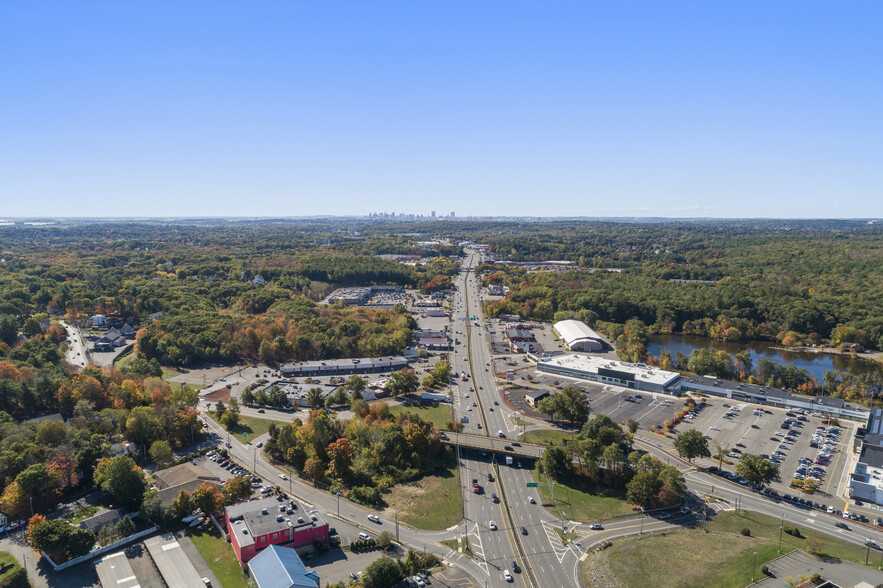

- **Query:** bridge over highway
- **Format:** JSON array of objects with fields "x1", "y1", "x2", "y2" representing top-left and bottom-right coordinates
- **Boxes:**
[{"x1": 441, "y1": 431, "x2": 545, "y2": 458}]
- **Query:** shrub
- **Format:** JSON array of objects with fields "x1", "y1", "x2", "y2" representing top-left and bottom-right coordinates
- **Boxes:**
[
  {"x1": 809, "y1": 574, "x2": 821, "y2": 582},
  {"x1": 740, "y1": 528, "x2": 751, "y2": 536},
  {"x1": 0, "y1": 567, "x2": 28, "y2": 588}
]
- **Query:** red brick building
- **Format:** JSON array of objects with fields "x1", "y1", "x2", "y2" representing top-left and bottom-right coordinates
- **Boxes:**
[{"x1": 226, "y1": 497, "x2": 329, "y2": 563}]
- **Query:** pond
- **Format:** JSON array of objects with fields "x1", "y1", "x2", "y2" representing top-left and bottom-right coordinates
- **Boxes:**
[{"x1": 646, "y1": 333, "x2": 882, "y2": 382}]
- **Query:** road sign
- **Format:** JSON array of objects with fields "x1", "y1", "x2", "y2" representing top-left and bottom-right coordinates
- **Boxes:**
[{"x1": 526, "y1": 482, "x2": 538, "y2": 487}]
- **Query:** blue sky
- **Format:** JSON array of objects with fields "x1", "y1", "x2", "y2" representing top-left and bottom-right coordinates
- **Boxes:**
[{"x1": 1, "y1": 2, "x2": 881, "y2": 218}]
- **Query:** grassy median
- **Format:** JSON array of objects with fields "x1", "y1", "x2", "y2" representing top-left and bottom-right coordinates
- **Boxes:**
[{"x1": 605, "y1": 510, "x2": 876, "y2": 588}]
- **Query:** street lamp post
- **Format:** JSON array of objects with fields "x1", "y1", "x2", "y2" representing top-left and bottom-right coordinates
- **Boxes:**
[
  {"x1": 336, "y1": 492, "x2": 340, "y2": 517},
  {"x1": 752, "y1": 551, "x2": 757, "y2": 582},
  {"x1": 640, "y1": 512, "x2": 644, "y2": 535}
]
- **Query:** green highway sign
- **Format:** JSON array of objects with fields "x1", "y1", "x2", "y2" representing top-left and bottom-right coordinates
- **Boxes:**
[{"x1": 526, "y1": 482, "x2": 538, "y2": 487}]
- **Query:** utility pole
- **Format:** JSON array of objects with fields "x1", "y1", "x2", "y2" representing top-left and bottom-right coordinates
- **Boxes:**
[
  {"x1": 640, "y1": 512, "x2": 644, "y2": 535},
  {"x1": 778, "y1": 513, "x2": 784, "y2": 553},
  {"x1": 395, "y1": 511, "x2": 399, "y2": 542}
]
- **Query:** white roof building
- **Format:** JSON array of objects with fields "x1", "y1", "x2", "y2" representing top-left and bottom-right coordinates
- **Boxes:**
[
  {"x1": 537, "y1": 354, "x2": 682, "y2": 393},
  {"x1": 553, "y1": 320, "x2": 605, "y2": 352}
]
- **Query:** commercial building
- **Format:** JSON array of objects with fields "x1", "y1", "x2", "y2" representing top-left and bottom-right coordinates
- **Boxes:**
[
  {"x1": 226, "y1": 497, "x2": 329, "y2": 563},
  {"x1": 248, "y1": 545, "x2": 319, "y2": 588},
  {"x1": 425, "y1": 308, "x2": 447, "y2": 317},
  {"x1": 536, "y1": 354, "x2": 682, "y2": 394},
  {"x1": 677, "y1": 376, "x2": 870, "y2": 422},
  {"x1": 523, "y1": 389, "x2": 550, "y2": 407},
  {"x1": 144, "y1": 534, "x2": 205, "y2": 587},
  {"x1": 552, "y1": 320, "x2": 605, "y2": 353},
  {"x1": 505, "y1": 328, "x2": 535, "y2": 343},
  {"x1": 849, "y1": 444, "x2": 883, "y2": 505},
  {"x1": 94, "y1": 551, "x2": 140, "y2": 588},
  {"x1": 280, "y1": 356, "x2": 408, "y2": 378}
]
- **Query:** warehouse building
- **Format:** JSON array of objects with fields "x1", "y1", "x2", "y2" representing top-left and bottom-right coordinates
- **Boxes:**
[
  {"x1": 537, "y1": 354, "x2": 682, "y2": 394},
  {"x1": 279, "y1": 356, "x2": 408, "y2": 378},
  {"x1": 552, "y1": 320, "x2": 606, "y2": 352}
]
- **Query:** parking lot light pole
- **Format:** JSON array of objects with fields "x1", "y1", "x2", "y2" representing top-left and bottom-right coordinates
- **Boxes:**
[{"x1": 752, "y1": 551, "x2": 757, "y2": 581}]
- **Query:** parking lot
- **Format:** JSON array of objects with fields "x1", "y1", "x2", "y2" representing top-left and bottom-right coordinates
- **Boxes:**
[{"x1": 681, "y1": 399, "x2": 855, "y2": 504}]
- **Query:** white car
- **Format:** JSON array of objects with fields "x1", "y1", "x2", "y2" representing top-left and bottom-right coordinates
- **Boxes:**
[
  {"x1": 368, "y1": 514, "x2": 381, "y2": 523},
  {"x1": 504, "y1": 570, "x2": 513, "y2": 582},
  {"x1": 489, "y1": 521, "x2": 497, "y2": 530},
  {"x1": 528, "y1": 497, "x2": 536, "y2": 504},
  {"x1": 279, "y1": 474, "x2": 287, "y2": 480},
  {"x1": 358, "y1": 532, "x2": 371, "y2": 541},
  {"x1": 709, "y1": 426, "x2": 720, "y2": 431}
]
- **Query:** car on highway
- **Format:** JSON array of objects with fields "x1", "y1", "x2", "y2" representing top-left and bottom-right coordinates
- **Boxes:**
[
  {"x1": 489, "y1": 521, "x2": 497, "y2": 530},
  {"x1": 503, "y1": 570, "x2": 513, "y2": 582},
  {"x1": 512, "y1": 561, "x2": 520, "y2": 573},
  {"x1": 520, "y1": 526, "x2": 528, "y2": 535},
  {"x1": 834, "y1": 522, "x2": 849, "y2": 529},
  {"x1": 589, "y1": 523, "x2": 603, "y2": 530},
  {"x1": 866, "y1": 540, "x2": 880, "y2": 550},
  {"x1": 656, "y1": 512, "x2": 672, "y2": 519},
  {"x1": 368, "y1": 514, "x2": 381, "y2": 523},
  {"x1": 358, "y1": 532, "x2": 372, "y2": 541},
  {"x1": 528, "y1": 497, "x2": 536, "y2": 504}
]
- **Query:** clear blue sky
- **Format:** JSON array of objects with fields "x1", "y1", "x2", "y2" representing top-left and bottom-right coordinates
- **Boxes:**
[{"x1": 2, "y1": 2, "x2": 881, "y2": 218}]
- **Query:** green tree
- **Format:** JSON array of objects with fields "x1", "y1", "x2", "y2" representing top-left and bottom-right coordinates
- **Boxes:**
[
  {"x1": 736, "y1": 453, "x2": 780, "y2": 487},
  {"x1": 627, "y1": 418, "x2": 640, "y2": 434},
  {"x1": 224, "y1": 475, "x2": 254, "y2": 504},
  {"x1": 141, "y1": 490, "x2": 164, "y2": 523},
  {"x1": 29, "y1": 519, "x2": 95, "y2": 562},
  {"x1": 386, "y1": 369, "x2": 419, "y2": 396},
  {"x1": 626, "y1": 471, "x2": 662, "y2": 509},
  {"x1": 94, "y1": 455, "x2": 147, "y2": 509},
  {"x1": 345, "y1": 374, "x2": 366, "y2": 397},
  {"x1": 149, "y1": 440, "x2": 174, "y2": 468},
  {"x1": 362, "y1": 555, "x2": 404, "y2": 588},
  {"x1": 375, "y1": 530, "x2": 395, "y2": 550},
  {"x1": 674, "y1": 429, "x2": 711, "y2": 463},
  {"x1": 220, "y1": 397, "x2": 240, "y2": 429},
  {"x1": 306, "y1": 387, "x2": 324, "y2": 409},
  {"x1": 542, "y1": 446, "x2": 571, "y2": 480},
  {"x1": 15, "y1": 463, "x2": 57, "y2": 498}
]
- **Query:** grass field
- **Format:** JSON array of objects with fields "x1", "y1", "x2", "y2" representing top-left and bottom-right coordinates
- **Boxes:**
[
  {"x1": 385, "y1": 463, "x2": 462, "y2": 530},
  {"x1": 65, "y1": 505, "x2": 99, "y2": 523},
  {"x1": 533, "y1": 465, "x2": 634, "y2": 522},
  {"x1": 605, "y1": 510, "x2": 876, "y2": 588},
  {"x1": 388, "y1": 401, "x2": 453, "y2": 430},
  {"x1": 206, "y1": 413, "x2": 289, "y2": 443},
  {"x1": 187, "y1": 528, "x2": 247, "y2": 588},
  {"x1": 0, "y1": 551, "x2": 27, "y2": 587},
  {"x1": 520, "y1": 429, "x2": 572, "y2": 446}
]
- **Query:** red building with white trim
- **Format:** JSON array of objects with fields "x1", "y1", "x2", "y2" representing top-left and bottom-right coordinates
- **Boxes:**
[{"x1": 225, "y1": 497, "x2": 329, "y2": 563}]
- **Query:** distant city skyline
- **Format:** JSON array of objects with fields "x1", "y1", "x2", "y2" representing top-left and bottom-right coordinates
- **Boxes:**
[{"x1": 2, "y1": 2, "x2": 881, "y2": 218}]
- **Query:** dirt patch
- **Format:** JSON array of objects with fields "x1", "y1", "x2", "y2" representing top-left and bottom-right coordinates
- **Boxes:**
[{"x1": 202, "y1": 387, "x2": 231, "y2": 402}]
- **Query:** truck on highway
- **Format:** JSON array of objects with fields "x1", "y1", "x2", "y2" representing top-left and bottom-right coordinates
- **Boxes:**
[
  {"x1": 506, "y1": 456, "x2": 513, "y2": 466},
  {"x1": 472, "y1": 479, "x2": 481, "y2": 493}
]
